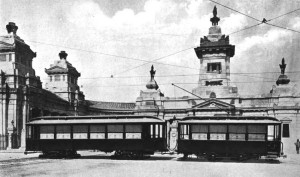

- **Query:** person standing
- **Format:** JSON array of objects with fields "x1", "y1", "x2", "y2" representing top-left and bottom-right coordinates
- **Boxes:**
[{"x1": 295, "y1": 139, "x2": 300, "y2": 154}]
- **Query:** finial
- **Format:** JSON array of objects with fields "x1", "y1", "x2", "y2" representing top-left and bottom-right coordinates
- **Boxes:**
[
  {"x1": 6, "y1": 22, "x2": 18, "y2": 35},
  {"x1": 213, "y1": 6, "x2": 217, "y2": 17},
  {"x1": 59, "y1": 51, "x2": 68, "y2": 59},
  {"x1": 210, "y1": 6, "x2": 220, "y2": 26},
  {"x1": 146, "y1": 65, "x2": 159, "y2": 90},
  {"x1": 150, "y1": 65, "x2": 156, "y2": 79},
  {"x1": 279, "y1": 58, "x2": 286, "y2": 75},
  {"x1": 276, "y1": 58, "x2": 290, "y2": 85}
]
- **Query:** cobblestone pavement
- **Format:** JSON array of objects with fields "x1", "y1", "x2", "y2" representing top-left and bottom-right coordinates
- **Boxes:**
[{"x1": 1, "y1": 151, "x2": 300, "y2": 177}]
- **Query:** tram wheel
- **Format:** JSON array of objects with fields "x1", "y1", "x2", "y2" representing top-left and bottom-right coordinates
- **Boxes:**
[
  {"x1": 207, "y1": 154, "x2": 216, "y2": 161},
  {"x1": 183, "y1": 153, "x2": 189, "y2": 159}
]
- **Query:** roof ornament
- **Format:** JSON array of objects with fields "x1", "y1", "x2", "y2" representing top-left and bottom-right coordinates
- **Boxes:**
[
  {"x1": 210, "y1": 6, "x2": 220, "y2": 26},
  {"x1": 59, "y1": 51, "x2": 68, "y2": 60},
  {"x1": 276, "y1": 57, "x2": 290, "y2": 85},
  {"x1": 279, "y1": 58, "x2": 286, "y2": 75},
  {"x1": 146, "y1": 65, "x2": 159, "y2": 90},
  {"x1": 6, "y1": 22, "x2": 18, "y2": 35}
]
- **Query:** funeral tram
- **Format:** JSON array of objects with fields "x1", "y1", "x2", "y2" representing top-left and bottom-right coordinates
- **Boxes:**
[
  {"x1": 25, "y1": 115, "x2": 167, "y2": 158},
  {"x1": 177, "y1": 116, "x2": 283, "y2": 160}
]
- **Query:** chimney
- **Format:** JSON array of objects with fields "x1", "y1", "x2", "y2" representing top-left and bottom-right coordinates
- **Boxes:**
[
  {"x1": 59, "y1": 51, "x2": 68, "y2": 60},
  {"x1": 6, "y1": 22, "x2": 18, "y2": 35}
]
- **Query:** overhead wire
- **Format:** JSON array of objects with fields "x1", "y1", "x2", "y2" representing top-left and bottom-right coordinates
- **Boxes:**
[
  {"x1": 25, "y1": 40, "x2": 199, "y2": 71},
  {"x1": 267, "y1": 7, "x2": 300, "y2": 22},
  {"x1": 208, "y1": 0, "x2": 261, "y2": 22},
  {"x1": 265, "y1": 22, "x2": 300, "y2": 34},
  {"x1": 113, "y1": 46, "x2": 195, "y2": 76}
]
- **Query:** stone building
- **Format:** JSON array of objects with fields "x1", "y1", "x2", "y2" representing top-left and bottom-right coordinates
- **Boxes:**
[
  {"x1": 0, "y1": 6, "x2": 299, "y2": 155},
  {"x1": 0, "y1": 23, "x2": 88, "y2": 150},
  {"x1": 134, "y1": 7, "x2": 300, "y2": 154}
]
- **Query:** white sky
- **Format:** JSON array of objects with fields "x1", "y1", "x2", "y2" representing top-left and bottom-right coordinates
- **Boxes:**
[{"x1": 1, "y1": 0, "x2": 300, "y2": 102}]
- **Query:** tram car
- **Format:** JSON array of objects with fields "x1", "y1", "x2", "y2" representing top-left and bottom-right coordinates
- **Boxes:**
[
  {"x1": 25, "y1": 115, "x2": 167, "y2": 158},
  {"x1": 177, "y1": 116, "x2": 283, "y2": 160}
]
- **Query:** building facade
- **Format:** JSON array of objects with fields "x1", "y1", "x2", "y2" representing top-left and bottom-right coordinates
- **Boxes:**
[
  {"x1": 0, "y1": 23, "x2": 88, "y2": 150},
  {"x1": 0, "y1": 7, "x2": 299, "y2": 155}
]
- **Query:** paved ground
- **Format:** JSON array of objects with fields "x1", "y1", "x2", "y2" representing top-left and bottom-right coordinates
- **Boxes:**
[{"x1": 1, "y1": 151, "x2": 300, "y2": 177}]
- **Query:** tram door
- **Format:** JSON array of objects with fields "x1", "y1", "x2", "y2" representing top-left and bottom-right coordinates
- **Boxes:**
[{"x1": 169, "y1": 121, "x2": 178, "y2": 150}]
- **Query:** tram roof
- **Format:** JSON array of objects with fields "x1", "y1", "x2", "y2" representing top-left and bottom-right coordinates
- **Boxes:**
[
  {"x1": 179, "y1": 116, "x2": 281, "y2": 124},
  {"x1": 27, "y1": 115, "x2": 165, "y2": 125}
]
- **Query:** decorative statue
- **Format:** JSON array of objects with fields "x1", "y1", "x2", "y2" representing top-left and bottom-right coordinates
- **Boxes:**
[
  {"x1": 213, "y1": 6, "x2": 217, "y2": 17},
  {"x1": 279, "y1": 58, "x2": 286, "y2": 75},
  {"x1": 210, "y1": 6, "x2": 220, "y2": 26},
  {"x1": 150, "y1": 65, "x2": 156, "y2": 79}
]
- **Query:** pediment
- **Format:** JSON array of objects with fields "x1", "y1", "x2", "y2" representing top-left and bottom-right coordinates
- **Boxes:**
[
  {"x1": 280, "y1": 117, "x2": 292, "y2": 122},
  {"x1": 45, "y1": 66, "x2": 68, "y2": 73},
  {"x1": 192, "y1": 99, "x2": 235, "y2": 109}
]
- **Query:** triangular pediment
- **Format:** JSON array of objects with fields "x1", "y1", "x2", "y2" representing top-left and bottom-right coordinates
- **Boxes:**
[
  {"x1": 192, "y1": 99, "x2": 235, "y2": 109},
  {"x1": 45, "y1": 66, "x2": 68, "y2": 73}
]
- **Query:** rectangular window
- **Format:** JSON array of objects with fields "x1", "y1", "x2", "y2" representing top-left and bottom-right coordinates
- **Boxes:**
[
  {"x1": 0, "y1": 54, "x2": 6, "y2": 62},
  {"x1": 50, "y1": 76, "x2": 52, "y2": 82},
  {"x1": 248, "y1": 125, "x2": 266, "y2": 141},
  {"x1": 191, "y1": 125, "x2": 208, "y2": 140},
  {"x1": 267, "y1": 125, "x2": 274, "y2": 141},
  {"x1": 26, "y1": 126, "x2": 32, "y2": 139},
  {"x1": 40, "y1": 125, "x2": 55, "y2": 139},
  {"x1": 73, "y1": 125, "x2": 88, "y2": 139},
  {"x1": 207, "y1": 62, "x2": 221, "y2": 73},
  {"x1": 210, "y1": 125, "x2": 227, "y2": 140},
  {"x1": 228, "y1": 125, "x2": 246, "y2": 141},
  {"x1": 90, "y1": 125, "x2": 105, "y2": 139},
  {"x1": 180, "y1": 124, "x2": 189, "y2": 140},
  {"x1": 9, "y1": 54, "x2": 12, "y2": 61},
  {"x1": 107, "y1": 125, "x2": 123, "y2": 139},
  {"x1": 63, "y1": 75, "x2": 65, "y2": 81},
  {"x1": 282, "y1": 124, "x2": 290, "y2": 138},
  {"x1": 54, "y1": 75, "x2": 60, "y2": 81},
  {"x1": 56, "y1": 125, "x2": 71, "y2": 139},
  {"x1": 125, "y1": 124, "x2": 142, "y2": 139}
]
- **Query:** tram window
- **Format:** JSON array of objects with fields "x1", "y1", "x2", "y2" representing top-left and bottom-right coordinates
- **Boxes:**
[
  {"x1": 274, "y1": 125, "x2": 280, "y2": 140},
  {"x1": 56, "y1": 125, "x2": 71, "y2": 139},
  {"x1": 40, "y1": 125, "x2": 55, "y2": 139},
  {"x1": 248, "y1": 125, "x2": 266, "y2": 141},
  {"x1": 150, "y1": 124, "x2": 163, "y2": 138},
  {"x1": 26, "y1": 126, "x2": 32, "y2": 139},
  {"x1": 159, "y1": 125, "x2": 163, "y2": 138},
  {"x1": 228, "y1": 125, "x2": 246, "y2": 141},
  {"x1": 180, "y1": 125, "x2": 189, "y2": 140},
  {"x1": 107, "y1": 125, "x2": 123, "y2": 139},
  {"x1": 267, "y1": 125, "x2": 275, "y2": 141},
  {"x1": 191, "y1": 125, "x2": 208, "y2": 140},
  {"x1": 155, "y1": 124, "x2": 159, "y2": 138},
  {"x1": 125, "y1": 124, "x2": 142, "y2": 139},
  {"x1": 210, "y1": 125, "x2": 226, "y2": 140},
  {"x1": 282, "y1": 124, "x2": 290, "y2": 138},
  {"x1": 73, "y1": 125, "x2": 88, "y2": 139},
  {"x1": 90, "y1": 125, "x2": 105, "y2": 139}
]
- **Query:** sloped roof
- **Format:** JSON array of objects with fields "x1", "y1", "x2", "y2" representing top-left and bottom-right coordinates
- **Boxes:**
[{"x1": 87, "y1": 100, "x2": 136, "y2": 110}]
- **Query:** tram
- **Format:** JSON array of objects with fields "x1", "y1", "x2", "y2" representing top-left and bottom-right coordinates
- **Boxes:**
[
  {"x1": 25, "y1": 115, "x2": 167, "y2": 158},
  {"x1": 177, "y1": 116, "x2": 283, "y2": 160}
]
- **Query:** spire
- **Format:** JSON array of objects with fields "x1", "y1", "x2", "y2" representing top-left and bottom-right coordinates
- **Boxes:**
[
  {"x1": 210, "y1": 6, "x2": 220, "y2": 26},
  {"x1": 146, "y1": 65, "x2": 159, "y2": 90},
  {"x1": 59, "y1": 51, "x2": 68, "y2": 60}
]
